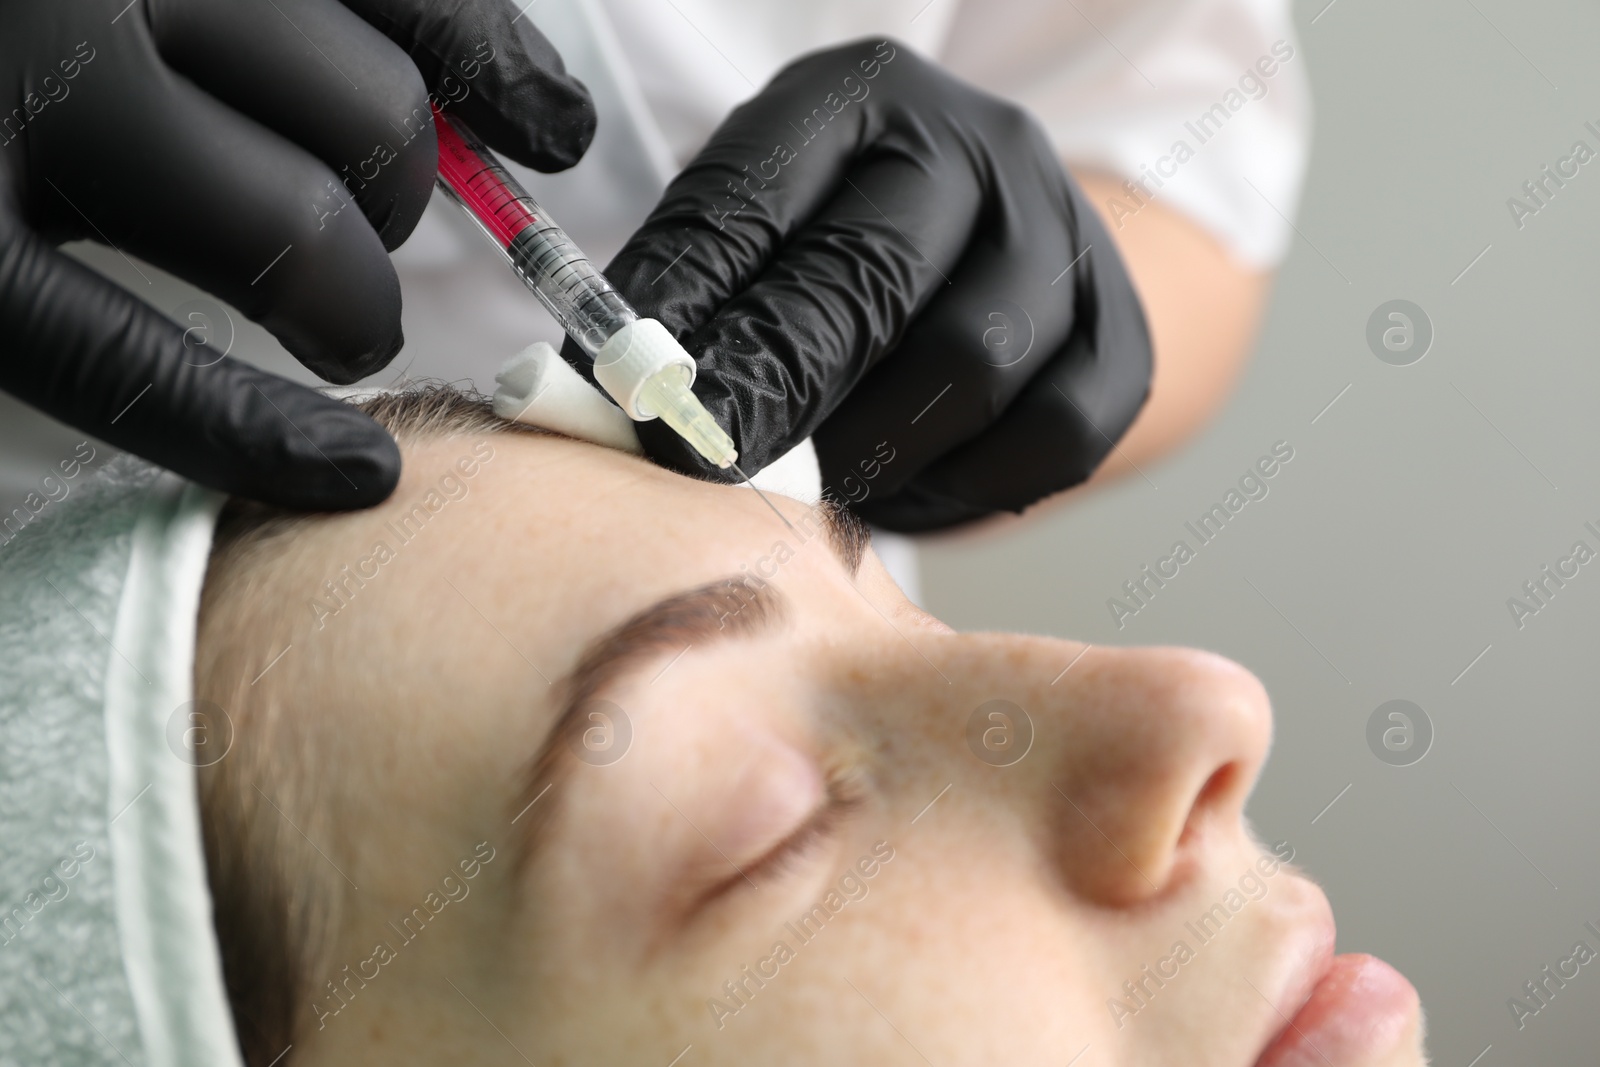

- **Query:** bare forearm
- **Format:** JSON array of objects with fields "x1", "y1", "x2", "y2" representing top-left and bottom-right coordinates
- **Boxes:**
[{"x1": 1072, "y1": 169, "x2": 1271, "y2": 483}]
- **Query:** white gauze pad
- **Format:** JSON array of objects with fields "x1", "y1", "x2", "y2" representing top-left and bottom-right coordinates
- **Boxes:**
[
  {"x1": 493, "y1": 342, "x2": 644, "y2": 453},
  {"x1": 492, "y1": 340, "x2": 822, "y2": 502}
]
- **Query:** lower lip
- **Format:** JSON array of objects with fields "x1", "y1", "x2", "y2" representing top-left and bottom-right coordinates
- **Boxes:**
[{"x1": 1255, "y1": 954, "x2": 1419, "y2": 1067}]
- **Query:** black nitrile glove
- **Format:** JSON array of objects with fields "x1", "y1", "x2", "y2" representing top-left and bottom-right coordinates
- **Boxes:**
[
  {"x1": 0, "y1": 0, "x2": 594, "y2": 510},
  {"x1": 578, "y1": 38, "x2": 1151, "y2": 532}
]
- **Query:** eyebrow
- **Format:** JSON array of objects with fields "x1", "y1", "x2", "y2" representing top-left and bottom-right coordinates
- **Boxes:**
[{"x1": 509, "y1": 497, "x2": 870, "y2": 865}]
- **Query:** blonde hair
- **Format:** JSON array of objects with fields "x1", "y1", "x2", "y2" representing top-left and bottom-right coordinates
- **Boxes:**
[{"x1": 196, "y1": 385, "x2": 549, "y2": 1064}]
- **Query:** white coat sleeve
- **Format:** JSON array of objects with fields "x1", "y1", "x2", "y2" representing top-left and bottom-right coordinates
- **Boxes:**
[{"x1": 939, "y1": 0, "x2": 1312, "y2": 269}]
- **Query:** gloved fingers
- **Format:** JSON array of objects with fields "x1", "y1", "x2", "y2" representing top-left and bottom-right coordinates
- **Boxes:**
[
  {"x1": 811, "y1": 223, "x2": 1083, "y2": 502},
  {"x1": 814, "y1": 103, "x2": 1116, "y2": 503},
  {"x1": 0, "y1": 217, "x2": 399, "y2": 510},
  {"x1": 843, "y1": 281, "x2": 1153, "y2": 533},
  {"x1": 50, "y1": 74, "x2": 404, "y2": 384},
  {"x1": 600, "y1": 39, "x2": 913, "y2": 342},
  {"x1": 150, "y1": 0, "x2": 436, "y2": 251},
  {"x1": 630, "y1": 135, "x2": 982, "y2": 478},
  {"x1": 338, "y1": 0, "x2": 596, "y2": 171},
  {"x1": 820, "y1": 139, "x2": 1150, "y2": 523}
]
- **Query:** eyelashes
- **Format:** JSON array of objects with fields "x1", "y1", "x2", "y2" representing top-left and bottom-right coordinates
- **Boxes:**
[{"x1": 737, "y1": 770, "x2": 868, "y2": 889}]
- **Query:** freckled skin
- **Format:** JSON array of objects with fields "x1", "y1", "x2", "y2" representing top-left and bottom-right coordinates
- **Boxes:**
[{"x1": 208, "y1": 434, "x2": 1426, "y2": 1067}]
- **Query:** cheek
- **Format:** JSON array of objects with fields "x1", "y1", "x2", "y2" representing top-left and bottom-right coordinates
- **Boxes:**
[{"x1": 720, "y1": 842, "x2": 1104, "y2": 1061}]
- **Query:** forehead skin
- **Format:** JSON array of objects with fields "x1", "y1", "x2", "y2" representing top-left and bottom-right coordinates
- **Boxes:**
[
  {"x1": 291, "y1": 429, "x2": 891, "y2": 684},
  {"x1": 269, "y1": 427, "x2": 891, "y2": 800}
]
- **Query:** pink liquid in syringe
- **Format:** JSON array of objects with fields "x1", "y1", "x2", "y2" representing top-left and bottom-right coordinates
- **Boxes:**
[
  {"x1": 432, "y1": 102, "x2": 535, "y2": 249},
  {"x1": 431, "y1": 102, "x2": 638, "y2": 358}
]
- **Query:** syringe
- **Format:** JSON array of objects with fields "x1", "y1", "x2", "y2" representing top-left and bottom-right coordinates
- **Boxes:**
[{"x1": 430, "y1": 102, "x2": 738, "y2": 469}]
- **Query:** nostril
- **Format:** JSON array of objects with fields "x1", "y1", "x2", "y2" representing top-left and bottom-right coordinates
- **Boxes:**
[
  {"x1": 1197, "y1": 761, "x2": 1242, "y2": 811},
  {"x1": 1177, "y1": 762, "x2": 1242, "y2": 850}
]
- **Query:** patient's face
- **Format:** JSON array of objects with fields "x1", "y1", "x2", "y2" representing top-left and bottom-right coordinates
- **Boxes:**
[{"x1": 211, "y1": 431, "x2": 1423, "y2": 1067}]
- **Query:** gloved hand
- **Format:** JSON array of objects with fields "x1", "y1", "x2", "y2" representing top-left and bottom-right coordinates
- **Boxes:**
[
  {"x1": 0, "y1": 0, "x2": 593, "y2": 509},
  {"x1": 578, "y1": 38, "x2": 1151, "y2": 531}
]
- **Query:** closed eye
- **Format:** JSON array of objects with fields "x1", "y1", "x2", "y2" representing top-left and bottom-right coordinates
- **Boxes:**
[{"x1": 735, "y1": 772, "x2": 868, "y2": 890}]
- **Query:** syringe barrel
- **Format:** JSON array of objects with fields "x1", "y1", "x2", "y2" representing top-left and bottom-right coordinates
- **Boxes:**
[{"x1": 431, "y1": 104, "x2": 634, "y2": 359}]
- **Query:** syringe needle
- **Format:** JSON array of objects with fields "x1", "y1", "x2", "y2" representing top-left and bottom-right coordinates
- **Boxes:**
[
  {"x1": 731, "y1": 460, "x2": 796, "y2": 533},
  {"x1": 434, "y1": 103, "x2": 746, "y2": 475}
]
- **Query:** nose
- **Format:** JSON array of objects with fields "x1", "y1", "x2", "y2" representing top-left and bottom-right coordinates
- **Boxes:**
[{"x1": 956, "y1": 638, "x2": 1273, "y2": 906}]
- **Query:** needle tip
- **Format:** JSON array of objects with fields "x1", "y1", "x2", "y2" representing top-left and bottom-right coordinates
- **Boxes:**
[{"x1": 731, "y1": 461, "x2": 796, "y2": 532}]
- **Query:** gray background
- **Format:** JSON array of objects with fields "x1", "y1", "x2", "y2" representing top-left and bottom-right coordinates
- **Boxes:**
[
  {"x1": 4, "y1": 0, "x2": 1598, "y2": 1062},
  {"x1": 924, "y1": 1, "x2": 1600, "y2": 1063}
]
